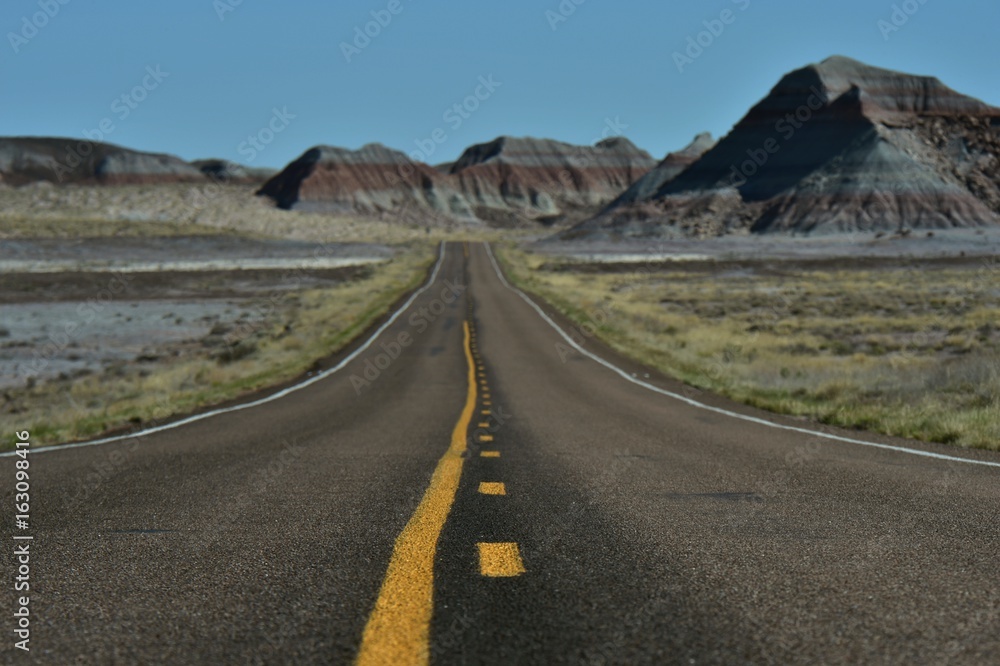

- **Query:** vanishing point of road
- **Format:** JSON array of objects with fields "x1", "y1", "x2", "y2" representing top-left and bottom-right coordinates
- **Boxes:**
[{"x1": 4, "y1": 242, "x2": 999, "y2": 664}]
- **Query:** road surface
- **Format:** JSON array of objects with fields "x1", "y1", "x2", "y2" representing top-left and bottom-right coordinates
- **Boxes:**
[{"x1": 4, "y1": 242, "x2": 999, "y2": 664}]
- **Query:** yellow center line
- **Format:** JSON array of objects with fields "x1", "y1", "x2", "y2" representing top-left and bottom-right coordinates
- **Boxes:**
[
  {"x1": 355, "y1": 321, "x2": 477, "y2": 666},
  {"x1": 477, "y1": 543, "x2": 526, "y2": 578}
]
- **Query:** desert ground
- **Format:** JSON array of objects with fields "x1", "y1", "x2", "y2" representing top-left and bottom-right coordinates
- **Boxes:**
[
  {"x1": 2, "y1": 181, "x2": 998, "y2": 453},
  {"x1": 0, "y1": 184, "x2": 457, "y2": 446},
  {"x1": 501, "y1": 237, "x2": 1000, "y2": 450}
]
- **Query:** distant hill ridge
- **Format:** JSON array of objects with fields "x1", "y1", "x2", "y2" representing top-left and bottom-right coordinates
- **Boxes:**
[
  {"x1": 256, "y1": 135, "x2": 662, "y2": 225},
  {"x1": 0, "y1": 137, "x2": 204, "y2": 186},
  {"x1": 0, "y1": 134, "x2": 663, "y2": 227},
  {"x1": 0, "y1": 137, "x2": 276, "y2": 187},
  {"x1": 7, "y1": 55, "x2": 998, "y2": 235}
]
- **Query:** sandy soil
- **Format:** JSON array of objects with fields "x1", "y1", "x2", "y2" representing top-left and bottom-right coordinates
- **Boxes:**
[
  {"x1": 1, "y1": 300, "x2": 245, "y2": 389},
  {"x1": 0, "y1": 235, "x2": 391, "y2": 273},
  {"x1": 0, "y1": 263, "x2": 372, "y2": 390},
  {"x1": 0, "y1": 235, "x2": 391, "y2": 390},
  {"x1": 534, "y1": 228, "x2": 1000, "y2": 263}
]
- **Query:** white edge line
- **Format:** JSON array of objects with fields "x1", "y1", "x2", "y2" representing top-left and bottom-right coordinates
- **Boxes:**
[
  {"x1": 484, "y1": 243, "x2": 1000, "y2": 470},
  {"x1": 2, "y1": 243, "x2": 449, "y2": 457}
]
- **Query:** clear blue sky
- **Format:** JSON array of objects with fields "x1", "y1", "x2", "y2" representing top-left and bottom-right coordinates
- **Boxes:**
[{"x1": 4, "y1": 0, "x2": 998, "y2": 169}]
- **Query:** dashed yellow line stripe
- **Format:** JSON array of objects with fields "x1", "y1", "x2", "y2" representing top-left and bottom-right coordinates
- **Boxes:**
[
  {"x1": 478, "y1": 482, "x2": 506, "y2": 495},
  {"x1": 355, "y1": 321, "x2": 478, "y2": 666},
  {"x1": 480, "y1": 451, "x2": 500, "y2": 458},
  {"x1": 477, "y1": 543, "x2": 526, "y2": 578}
]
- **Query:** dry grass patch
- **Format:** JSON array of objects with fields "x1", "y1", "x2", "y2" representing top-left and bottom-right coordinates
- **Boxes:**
[{"x1": 499, "y1": 245, "x2": 1000, "y2": 451}]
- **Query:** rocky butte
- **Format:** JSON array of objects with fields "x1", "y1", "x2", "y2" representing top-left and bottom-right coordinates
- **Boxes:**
[
  {"x1": 446, "y1": 136, "x2": 657, "y2": 225},
  {"x1": 256, "y1": 143, "x2": 475, "y2": 221},
  {"x1": 257, "y1": 136, "x2": 660, "y2": 226},
  {"x1": 563, "y1": 56, "x2": 1000, "y2": 239}
]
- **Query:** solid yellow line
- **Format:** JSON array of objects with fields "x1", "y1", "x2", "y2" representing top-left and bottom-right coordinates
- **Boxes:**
[
  {"x1": 356, "y1": 321, "x2": 477, "y2": 666},
  {"x1": 477, "y1": 543, "x2": 526, "y2": 578},
  {"x1": 480, "y1": 451, "x2": 500, "y2": 458}
]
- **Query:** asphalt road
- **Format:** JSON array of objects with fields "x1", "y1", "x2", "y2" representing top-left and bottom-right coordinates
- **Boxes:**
[{"x1": 4, "y1": 242, "x2": 999, "y2": 665}]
